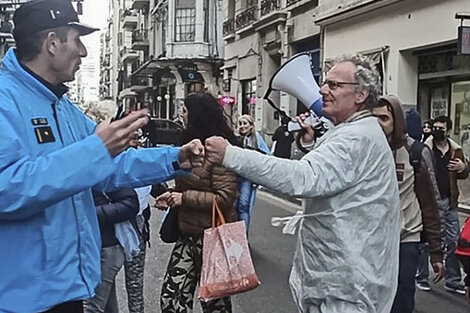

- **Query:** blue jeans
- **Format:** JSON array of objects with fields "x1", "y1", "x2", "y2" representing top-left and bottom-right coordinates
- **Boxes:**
[
  {"x1": 391, "y1": 242, "x2": 420, "y2": 313},
  {"x1": 83, "y1": 245, "x2": 125, "y2": 313},
  {"x1": 235, "y1": 178, "x2": 256, "y2": 232},
  {"x1": 416, "y1": 198, "x2": 461, "y2": 287}
]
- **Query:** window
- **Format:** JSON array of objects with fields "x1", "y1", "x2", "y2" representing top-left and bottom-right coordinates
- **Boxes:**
[
  {"x1": 241, "y1": 79, "x2": 256, "y2": 115},
  {"x1": 175, "y1": 0, "x2": 196, "y2": 42}
]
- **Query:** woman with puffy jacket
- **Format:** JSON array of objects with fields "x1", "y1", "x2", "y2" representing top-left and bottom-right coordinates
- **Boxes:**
[
  {"x1": 83, "y1": 189, "x2": 139, "y2": 313},
  {"x1": 156, "y1": 93, "x2": 238, "y2": 313}
]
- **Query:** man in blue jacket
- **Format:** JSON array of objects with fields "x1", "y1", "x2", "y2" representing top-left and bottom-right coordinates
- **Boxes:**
[{"x1": 0, "y1": 1, "x2": 203, "y2": 312}]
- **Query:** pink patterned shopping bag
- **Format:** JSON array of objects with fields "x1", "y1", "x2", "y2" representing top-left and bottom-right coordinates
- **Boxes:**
[{"x1": 198, "y1": 198, "x2": 260, "y2": 301}]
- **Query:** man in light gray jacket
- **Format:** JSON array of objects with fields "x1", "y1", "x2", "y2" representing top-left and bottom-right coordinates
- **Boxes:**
[{"x1": 206, "y1": 55, "x2": 400, "y2": 313}]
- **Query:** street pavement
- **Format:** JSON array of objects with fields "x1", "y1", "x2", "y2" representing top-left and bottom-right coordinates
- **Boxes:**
[{"x1": 115, "y1": 192, "x2": 469, "y2": 313}]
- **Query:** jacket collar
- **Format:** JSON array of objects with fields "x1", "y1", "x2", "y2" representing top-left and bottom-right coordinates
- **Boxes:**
[
  {"x1": 344, "y1": 109, "x2": 372, "y2": 123},
  {"x1": 19, "y1": 62, "x2": 69, "y2": 99},
  {"x1": 1, "y1": 48, "x2": 63, "y2": 102},
  {"x1": 425, "y1": 136, "x2": 462, "y2": 151}
]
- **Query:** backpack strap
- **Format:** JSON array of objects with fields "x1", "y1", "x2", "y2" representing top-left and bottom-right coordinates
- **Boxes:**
[{"x1": 408, "y1": 140, "x2": 425, "y2": 168}]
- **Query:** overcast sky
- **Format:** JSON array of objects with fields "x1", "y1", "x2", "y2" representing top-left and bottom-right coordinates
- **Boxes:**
[{"x1": 80, "y1": 0, "x2": 109, "y2": 50}]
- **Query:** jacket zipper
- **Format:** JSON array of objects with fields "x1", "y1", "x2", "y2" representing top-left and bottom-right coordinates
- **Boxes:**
[{"x1": 52, "y1": 100, "x2": 91, "y2": 294}]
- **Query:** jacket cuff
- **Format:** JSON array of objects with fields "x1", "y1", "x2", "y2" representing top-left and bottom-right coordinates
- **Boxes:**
[{"x1": 430, "y1": 251, "x2": 444, "y2": 264}]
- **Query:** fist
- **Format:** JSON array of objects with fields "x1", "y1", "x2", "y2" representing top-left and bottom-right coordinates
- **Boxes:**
[
  {"x1": 205, "y1": 136, "x2": 229, "y2": 164},
  {"x1": 178, "y1": 139, "x2": 204, "y2": 169},
  {"x1": 154, "y1": 191, "x2": 171, "y2": 210}
]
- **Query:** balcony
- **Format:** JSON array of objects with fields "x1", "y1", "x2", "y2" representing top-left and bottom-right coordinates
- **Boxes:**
[
  {"x1": 131, "y1": 0, "x2": 149, "y2": 10},
  {"x1": 235, "y1": 6, "x2": 258, "y2": 30},
  {"x1": 223, "y1": 19, "x2": 235, "y2": 37},
  {"x1": 121, "y1": 10, "x2": 138, "y2": 28},
  {"x1": 132, "y1": 29, "x2": 149, "y2": 51},
  {"x1": 286, "y1": 0, "x2": 302, "y2": 7},
  {"x1": 261, "y1": 0, "x2": 279, "y2": 16},
  {"x1": 120, "y1": 47, "x2": 139, "y2": 63}
]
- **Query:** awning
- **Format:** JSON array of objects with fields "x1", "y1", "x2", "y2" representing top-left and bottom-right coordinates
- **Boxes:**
[
  {"x1": 323, "y1": 46, "x2": 390, "y2": 93},
  {"x1": 118, "y1": 88, "x2": 137, "y2": 100},
  {"x1": 133, "y1": 57, "x2": 222, "y2": 76},
  {"x1": 323, "y1": 46, "x2": 389, "y2": 71}
]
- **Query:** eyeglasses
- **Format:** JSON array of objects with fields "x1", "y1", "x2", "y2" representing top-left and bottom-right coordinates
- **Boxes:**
[
  {"x1": 322, "y1": 79, "x2": 359, "y2": 90},
  {"x1": 433, "y1": 126, "x2": 446, "y2": 131}
]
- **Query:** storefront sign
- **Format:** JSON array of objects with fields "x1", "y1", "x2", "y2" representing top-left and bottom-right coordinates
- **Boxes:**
[{"x1": 458, "y1": 26, "x2": 470, "y2": 55}]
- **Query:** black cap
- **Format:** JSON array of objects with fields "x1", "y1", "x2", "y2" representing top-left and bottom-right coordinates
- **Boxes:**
[{"x1": 13, "y1": 0, "x2": 99, "y2": 40}]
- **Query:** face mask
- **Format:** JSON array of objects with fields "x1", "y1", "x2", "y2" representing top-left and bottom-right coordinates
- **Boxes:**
[
  {"x1": 432, "y1": 129, "x2": 446, "y2": 141},
  {"x1": 423, "y1": 132, "x2": 431, "y2": 141}
]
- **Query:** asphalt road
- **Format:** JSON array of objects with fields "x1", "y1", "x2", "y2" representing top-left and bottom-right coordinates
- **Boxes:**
[{"x1": 115, "y1": 192, "x2": 469, "y2": 313}]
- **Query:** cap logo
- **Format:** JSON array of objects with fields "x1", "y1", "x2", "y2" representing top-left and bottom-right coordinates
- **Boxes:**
[{"x1": 49, "y1": 10, "x2": 61, "y2": 20}]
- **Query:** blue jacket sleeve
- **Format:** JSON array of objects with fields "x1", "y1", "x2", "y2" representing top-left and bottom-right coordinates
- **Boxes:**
[
  {"x1": 256, "y1": 133, "x2": 270, "y2": 155},
  {"x1": 0, "y1": 109, "x2": 116, "y2": 220},
  {"x1": 93, "y1": 189, "x2": 139, "y2": 224},
  {"x1": 94, "y1": 146, "x2": 187, "y2": 192}
]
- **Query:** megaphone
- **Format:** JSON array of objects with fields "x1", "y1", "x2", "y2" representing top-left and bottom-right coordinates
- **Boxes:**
[
  {"x1": 264, "y1": 52, "x2": 323, "y2": 117},
  {"x1": 264, "y1": 53, "x2": 327, "y2": 135}
]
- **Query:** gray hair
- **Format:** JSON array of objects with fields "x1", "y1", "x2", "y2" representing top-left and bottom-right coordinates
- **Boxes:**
[{"x1": 331, "y1": 54, "x2": 382, "y2": 109}]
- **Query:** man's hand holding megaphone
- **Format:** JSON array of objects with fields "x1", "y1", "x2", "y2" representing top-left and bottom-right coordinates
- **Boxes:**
[{"x1": 292, "y1": 113, "x2": 316, "y2": 144}]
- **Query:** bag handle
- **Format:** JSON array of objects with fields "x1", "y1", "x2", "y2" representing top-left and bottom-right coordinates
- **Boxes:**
[{"x1": 212, "y1": 197, "x2": 226, "y2": 228}]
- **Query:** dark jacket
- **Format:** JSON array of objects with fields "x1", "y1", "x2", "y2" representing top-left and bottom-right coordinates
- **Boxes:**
[
  {"x1": 424, "y1": 137, "x2": 469, "y2": 209},
  {"x1": 92, "y1": 189, "x2": 139, "y2": 248},
  {"x1": 174, "y1": 159, "x2": 238, "y2": 236},
  {"x1": 380, "y1": 96, "x2": 443, "y2": 263}
]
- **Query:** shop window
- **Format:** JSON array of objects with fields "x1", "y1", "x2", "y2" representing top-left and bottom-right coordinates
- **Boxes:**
[
  {"x1": 450, "y1": 81, "x2": 470, "y2": 137},
  {"x1": 241, "y1": 79, "x2": 256, "y2": 115},
  {"x1": 175, "y1": 0, "x2": 196, "y2": 42}
]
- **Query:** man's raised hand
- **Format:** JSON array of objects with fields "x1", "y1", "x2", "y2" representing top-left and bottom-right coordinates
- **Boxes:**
[
  {"x1": 178, "y1": 139, "x2": 204, "y2": 169},
  {"x1": 95, "y1": 109, "x2": 149, "y2": 157}
]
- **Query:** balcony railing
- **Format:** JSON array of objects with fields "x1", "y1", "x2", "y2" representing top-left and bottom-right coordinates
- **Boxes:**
[
  {"x1": 286, "y1": 0, "x2": 302, "y2": 7},
  {"x1": 223, "y1": 19, "x2": 234, "y2": 36},
  {"x1": 120, "y1": 47, "x2": 139, "y2": 63},
  {"x1": 235, "y1": 6, "x2": 257, "y2": 30},
  {"x1": 261, "y1": 0, "x2": 279, "y2": 16}
]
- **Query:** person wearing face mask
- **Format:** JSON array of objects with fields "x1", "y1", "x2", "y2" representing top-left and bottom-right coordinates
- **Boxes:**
[
  {"x1": 416, "y1": 115, "x2": 469, "y2": 295},
  {"x1": 422, "y1": 120, "x2": 433, "y2": 142},
  {"x1": 236, "y1": 115, "x2": 269, "y2": 235}
]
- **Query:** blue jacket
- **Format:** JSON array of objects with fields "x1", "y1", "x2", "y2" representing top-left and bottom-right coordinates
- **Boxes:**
[{"x1": 0, "y1": 48, "x2": 183, "y2": 313}]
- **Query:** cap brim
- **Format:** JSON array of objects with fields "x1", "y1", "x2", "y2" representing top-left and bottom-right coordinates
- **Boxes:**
[{"x1": 68, "y1": 22, "x2": 99, "y2": 36}]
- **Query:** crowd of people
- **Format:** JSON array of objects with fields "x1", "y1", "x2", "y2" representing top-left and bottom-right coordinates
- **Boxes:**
[{"x1": 1, "y1": 1, "x2": 470, "y2": 313}]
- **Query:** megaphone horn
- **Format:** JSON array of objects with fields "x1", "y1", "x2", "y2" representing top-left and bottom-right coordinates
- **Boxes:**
[{"x1": 264, "y1": 52, "x2": 323, "y2": 117}]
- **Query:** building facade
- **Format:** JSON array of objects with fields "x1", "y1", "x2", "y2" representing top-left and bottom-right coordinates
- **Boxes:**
[
  {"x1": 102, "y1": 0, "x2": 225, "y2": 119},
  {"x1": 222, "y1": 0, "x2": 321, "y2": 137},
  {"x1": 315, "y1": 0, "x2": 470, "y2": 205},
  {"x1": 316, "y1": 0, "x2": 470, "y2": 141},
  {"x1": 0, "y1": 0, "x2": 28, "y2": 59}
]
